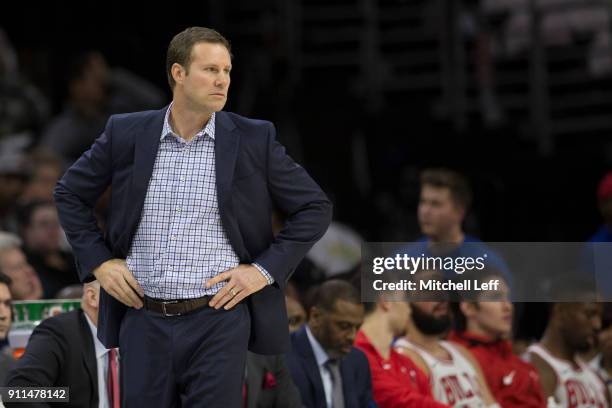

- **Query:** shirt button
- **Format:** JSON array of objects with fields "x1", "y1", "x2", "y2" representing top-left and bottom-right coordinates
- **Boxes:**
[
  {"x1": 176, "y1": 208, "x2": 181, "y2": 213},
  {"x1": 168, "y1": 266, "x2": 173, "y2": 271},
  {"x1": 180, "y1": 177, "x2": 185, "y2": 182},
  {"x1": 170, "y1": 234, "x2": 176, "y2": 240}
]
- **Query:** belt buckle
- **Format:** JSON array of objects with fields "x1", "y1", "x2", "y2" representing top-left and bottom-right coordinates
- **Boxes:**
[{"x1": 161, "y1": 300, "x2": 181, "y2": 317}]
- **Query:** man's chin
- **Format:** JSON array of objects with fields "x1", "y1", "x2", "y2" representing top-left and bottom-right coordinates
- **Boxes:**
[
  {"x1": 574, "y1": 339, "x2": 594, "y2": 353},
  {"x1": 329, "y1": 348, "x2": 352, "y2": 359},
  {"x1": 209, "y1": 102, "x2": 227, "y2": 112}
]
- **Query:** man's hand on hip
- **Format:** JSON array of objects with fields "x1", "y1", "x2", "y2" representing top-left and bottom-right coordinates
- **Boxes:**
[
  {"x1": 93, "y1": 259, "x2": 145, "y2": 308},
  {"x1": 207, "y1": 264, "x2": 268, "y2": 310}
]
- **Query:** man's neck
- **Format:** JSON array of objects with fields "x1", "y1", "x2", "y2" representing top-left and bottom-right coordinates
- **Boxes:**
[
  {"x1": 170, "y1": 99, "x2": 213, "y2": 142},
  {"x1": 431, "y1": 228, "x2": 464, "y2": 244},
  {"x1": 541, "y1": 329, "x2": 575, "y2": 364},
  {"x1": 406, "y1": 326, "x2": 442, "y2": 353},
  {"x1": 601, "y1": 353, "x2": 612, "y2": 374},
  {"x1": 72, "y1": 100, "x2": 102, "y2": 119},
  {"x1": 360, "y1": 315, "x2": 394, "y2": 360},
  {"x1": 82, "y1": 307, "x2": 98, "y2": 328},
  {"x1": 465, "y1": 323, "x2": 497, "y2": 341}
]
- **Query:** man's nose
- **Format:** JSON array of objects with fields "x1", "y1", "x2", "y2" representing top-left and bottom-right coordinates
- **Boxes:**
[
  {"x1": 215, "y1": 75, "x2": 228, "y2": 87},
  {"x1": 0, "y1": 307, "x2": 9, "y2": 319}
]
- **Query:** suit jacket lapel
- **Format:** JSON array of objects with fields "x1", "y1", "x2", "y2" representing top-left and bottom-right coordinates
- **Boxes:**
[
  {"x1": 120, "y1": 108, "x2": 165, "y2": 254},
  {"x1": 294, "y1": 327, "x2": 326, "y2": 406},
  {"x1": 340, "y1": 357, "x2": 352, "y2": 406},
  {"x1": 78, "y1": 310, "x2": 98, "y2": 405},
  {"x1": 214, "y1": 112, "x2": 250, "y2": 261}
]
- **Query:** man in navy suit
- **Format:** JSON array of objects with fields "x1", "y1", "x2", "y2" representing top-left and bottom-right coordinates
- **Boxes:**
[
  {"x1": 287, "y1": 279, "x2": 376, "y2": 408},
  {"x1": 54, "y1": 26, "x2": 332, "y2": 407}
]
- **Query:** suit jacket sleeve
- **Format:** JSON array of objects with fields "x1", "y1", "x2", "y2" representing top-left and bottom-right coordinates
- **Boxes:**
[
  {"x1": 4, "y1": 319, "x2": 67, "y2": 408},
  {"x1": 358, "y1": 354, "x2": 378, "y2": 408},
  {"x1": 53, "y1": 117, "x2": 115, "y2": 282},
  {"x1": 254, "y1": 123, "x2": 332, "y2": 285}
]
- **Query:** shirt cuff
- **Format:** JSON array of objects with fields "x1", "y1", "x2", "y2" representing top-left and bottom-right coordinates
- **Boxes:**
[{"x1": 252, "y1": 263, "x2": 275, "y2": 285}]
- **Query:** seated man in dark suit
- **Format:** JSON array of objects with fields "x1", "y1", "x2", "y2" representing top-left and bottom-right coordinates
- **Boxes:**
[
  {"x1": 287, "y1": 279, "x2": 376, "y2": 408},
  {"x1": 6, "y1": 281, "x2": 119, "y2": 407}
]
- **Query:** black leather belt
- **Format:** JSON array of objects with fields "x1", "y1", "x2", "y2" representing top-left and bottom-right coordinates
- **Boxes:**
[{"x1": 143, "y1": 295, "x2": 211, "y2": 317}]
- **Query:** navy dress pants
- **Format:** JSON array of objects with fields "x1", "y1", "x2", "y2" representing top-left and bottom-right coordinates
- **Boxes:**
[{"x1": 119, "y1": 302, "x2": 250, "y2": 407}]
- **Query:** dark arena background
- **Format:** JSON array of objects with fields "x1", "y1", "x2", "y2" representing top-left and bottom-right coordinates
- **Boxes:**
[{"x1": 3, "y1": 0, "x2": 610, "y2": 242}]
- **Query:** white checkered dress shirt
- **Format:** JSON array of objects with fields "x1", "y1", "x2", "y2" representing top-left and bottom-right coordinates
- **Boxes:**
[{"x1": 126, "y1": 107, "x2": 272, "y2": 299}]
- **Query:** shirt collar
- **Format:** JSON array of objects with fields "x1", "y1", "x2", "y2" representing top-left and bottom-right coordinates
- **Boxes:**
[
  {"x1": 84, "y1": 312, "x2": 111, "y2": 359},
  {"x1": 305, "y1": 325, "x2": 330, "y2": 367},
  {"x1": 161, "y1": 103, "x2": 216, "y2": 141}
]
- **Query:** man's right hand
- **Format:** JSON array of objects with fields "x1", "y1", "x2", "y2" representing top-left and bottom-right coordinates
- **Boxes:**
[{"x1": 93, "y1": 259, "x2": 144, "y2": 308}]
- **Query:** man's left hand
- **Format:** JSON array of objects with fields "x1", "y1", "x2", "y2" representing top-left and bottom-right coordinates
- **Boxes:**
[{"x1": 206, "y1": 264, "x2": 268, "y2": 310}]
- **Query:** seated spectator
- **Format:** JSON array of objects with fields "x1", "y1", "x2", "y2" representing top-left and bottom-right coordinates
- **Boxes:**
[
  {"x1": 0, "y1": 273, "x2": 14, "y2": 385},
  {"x1": 0, "y1": 232, "x2": 42, "y2": 300},
  {"x1": 402, "y1": 168, "x2": 511, "y2": 282},
  {"x1": 16, "y1": 201, "x2": 79, "y2": 298},
  {"x1": 286, "y1": 295, "x2": 306, "y2": 333},
  {"x1": 394, "y1": 271, "x2": 497, "y2": 407},
  {"x1": 286, "y1": 279, "x2": 376, "y2": 408},
  {"x1": 0, "y1": 144, "x2": 28, "y2": 231},
  {"x1": 6, "y1": 281, "x2": 119, "y2": 407},
  {"x1": 0, "y1": 27, "x2": 50, "y2": 145},
  {"x1": 40, "y1": 51, "x2": 166, "y2": 164},
  {"x1": 448, "y1": 274, "x2": 546, "y2": 407},
  {"x1": 19, "y1": 150, "x2": 64, "y2": 204},
  {"x1": 526, "y1": 297, "x2": 608, "y2": 407},
  {"x1": 356, "y1": 287, "x2": 449, "y2": 407}
]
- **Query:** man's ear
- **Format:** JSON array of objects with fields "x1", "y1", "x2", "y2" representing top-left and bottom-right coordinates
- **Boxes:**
[
  {"x1": 85, "y1": 287, "x2": 97, "y2": 310},
  {"x1": 378, "y1": 299, "x2": 391, "y2": 312},
  {"x1": 171, "y1": 63, "x2": 186, "y2": 86},
  {"x1": 309, "y1": 306, "x2": 322, "y2": 328},
  {"x1": 455, "y1": 204, "x2": 466, "y2": 222},
  {"x1": 459, "y1": 301, "x2": 476, "y2": 319}
]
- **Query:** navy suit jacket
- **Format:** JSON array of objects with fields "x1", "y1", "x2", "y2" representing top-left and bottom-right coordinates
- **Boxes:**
[
  {"x1": 54, "y1": 108, "x2": 332, "y2": 354},
  {"x1": 286, "y1": 326, "x2": 376, "y2": 408}
]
